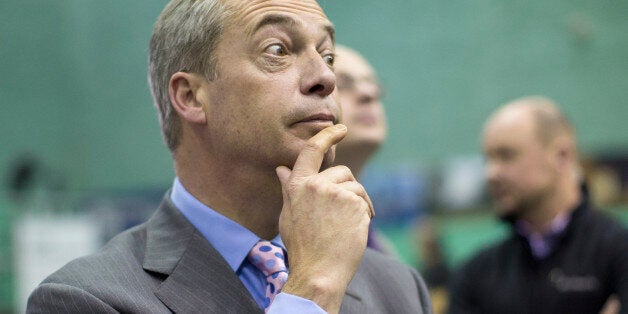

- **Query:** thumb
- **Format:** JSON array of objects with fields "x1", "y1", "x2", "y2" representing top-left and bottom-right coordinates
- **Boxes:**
[{"x1": 276, "y1": 166, "x2": 292, "y2": 198}]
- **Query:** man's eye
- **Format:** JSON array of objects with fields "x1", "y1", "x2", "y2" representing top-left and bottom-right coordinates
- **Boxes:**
[
  {"x1": 336, "y1": 73, "x2": 355, "y2": 90},
  {"x1": 323, "y1": 54, "x2": 335, "y2": 66},
  {"x1": 265, "y1": 44, "x2": 287, "y2": 56},
  {"x1": 498, "y1": 149, "x2": 516, "y2": 162}
]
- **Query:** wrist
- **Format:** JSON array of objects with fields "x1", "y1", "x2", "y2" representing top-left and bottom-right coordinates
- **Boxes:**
[{"x1": 281, "y1": 274, "x2": 346, "y2": 314}]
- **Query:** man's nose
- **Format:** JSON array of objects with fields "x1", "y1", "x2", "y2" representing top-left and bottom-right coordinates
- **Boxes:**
[
  {"x1": 485, "y1": 161, "x2": 501, "y2": 181},
  {"x1": 355, "y1": 83, "x2": 380, "y2": 106},
  {"x1": 299, "y1": 50, "x2": 336, "y2": 97}
]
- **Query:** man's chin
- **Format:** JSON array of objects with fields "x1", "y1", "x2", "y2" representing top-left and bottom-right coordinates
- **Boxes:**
[
  {"x1": 346, "y1": 134, "x2": 384, "y2": 148},
  {"x1": 497, "y1": 210, "x2": 519, "y2": 224},
  {"x1": 280, "y1": 143, "x2": 336, "y2": 171}
]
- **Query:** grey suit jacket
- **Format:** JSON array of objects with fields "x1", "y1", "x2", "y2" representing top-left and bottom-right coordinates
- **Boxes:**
[{"x1": 27, "y1": 195, "x2": 432, "y2": 313}]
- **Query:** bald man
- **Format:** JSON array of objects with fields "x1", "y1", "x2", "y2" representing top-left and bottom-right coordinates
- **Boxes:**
[
  {"x1": 333, "y1": 45, "x2": 387, "y2": 175},
  {"x1": 332, "y1": 45, "x2": 398, "y2": 254},
  {"x1": 449, "y1": 96, "x2": 628, "y2": 314}
]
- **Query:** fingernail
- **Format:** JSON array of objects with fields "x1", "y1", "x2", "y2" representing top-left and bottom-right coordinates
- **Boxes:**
[{"x1": 334, "y1": 124, "x2": 347, "y2": 131}]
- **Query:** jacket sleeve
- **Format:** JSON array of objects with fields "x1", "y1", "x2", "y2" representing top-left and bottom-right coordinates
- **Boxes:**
[
  {"x1": 27, "y1": 283, "x2": 117, "y2": 314},
  {"x1": 612, "y1": 225, "x2": 628, "y2": 313}
]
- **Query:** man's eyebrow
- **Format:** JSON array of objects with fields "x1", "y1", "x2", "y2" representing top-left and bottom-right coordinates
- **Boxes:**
[
  {"x1": 325, "y1": 23, "x2": 335, "y2": 43},
  {"x1": 250, "y1": 13, "x2": 335, "y2": 42}
]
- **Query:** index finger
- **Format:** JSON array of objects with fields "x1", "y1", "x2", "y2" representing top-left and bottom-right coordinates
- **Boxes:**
[{"x1": 291, "y1": 124, "x2": 347, "y2": 178}]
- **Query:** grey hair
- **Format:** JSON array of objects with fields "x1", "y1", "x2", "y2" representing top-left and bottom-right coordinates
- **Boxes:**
[{"x1": 148, "y1": 0, "x2": 232, "y2": 152}]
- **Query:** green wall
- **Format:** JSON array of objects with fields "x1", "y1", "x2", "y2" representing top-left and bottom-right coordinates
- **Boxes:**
[
  {"x1": 1, "y1": 1, "x2": 173, "y2": 194},
  {"x1": 2, "y1": 1, "x2": 628, "y2": 192},
  {"x1": 321, "y1": 0, "x2": 628, "y2": 164}
]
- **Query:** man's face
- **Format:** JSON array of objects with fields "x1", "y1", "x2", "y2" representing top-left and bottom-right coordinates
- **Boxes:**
[
  {"x1": 335, "y1": 48, "x2": 387, "y2": 149},
  {"x1": 202, "y1": 0, "x2": 339, "y2": 171},
  {"x1": 482, "y1": 109, "x2": 557, "y2": 219}
]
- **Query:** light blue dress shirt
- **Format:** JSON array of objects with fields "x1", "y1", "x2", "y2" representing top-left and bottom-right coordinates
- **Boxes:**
[{"x1": 170, "y1": 178, "x2": 325, "y2": 313}]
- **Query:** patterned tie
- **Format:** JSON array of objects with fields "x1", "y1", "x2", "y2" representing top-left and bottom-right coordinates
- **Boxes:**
[{"x1": 248, "y1": 241, "x2": 289, "y2": 311}]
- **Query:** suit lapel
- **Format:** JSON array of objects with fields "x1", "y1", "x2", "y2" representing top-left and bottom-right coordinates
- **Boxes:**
[{"x1": 143, "y1": 195, "x2": 260, "y2": 313}]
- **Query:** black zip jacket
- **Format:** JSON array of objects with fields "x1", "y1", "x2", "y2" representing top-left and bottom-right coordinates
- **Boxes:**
[{"x1": 449, "y1": 193, "x2": 628, "y2": 314}]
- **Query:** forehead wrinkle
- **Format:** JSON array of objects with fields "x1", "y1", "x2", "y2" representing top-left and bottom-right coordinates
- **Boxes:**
[
  {"x1": 227, "y1": 0, "x2": 334, "y2": 40},
  {"x1": 246, "y1": 13, "x2": 334, "y2": 44},
  {"x1": 249, "y1": 13, "x2": 300, "y2": 37},
  {"x1": 236, "y1": 0, "x2": 328, "y2": 20}
]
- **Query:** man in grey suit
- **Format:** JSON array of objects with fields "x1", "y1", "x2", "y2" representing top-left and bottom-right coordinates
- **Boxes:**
[{"x1": 27, "y1": 0, "x2": 432, "y2": 313}]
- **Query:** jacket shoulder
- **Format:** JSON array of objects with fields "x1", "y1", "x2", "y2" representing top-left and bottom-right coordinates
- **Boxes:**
[
  {"x1": 27, "y1": 223, "x2": 165, "y2": 312},
  {"x1": 345, "y1": 249, "x2": 432, "y2": 313}
]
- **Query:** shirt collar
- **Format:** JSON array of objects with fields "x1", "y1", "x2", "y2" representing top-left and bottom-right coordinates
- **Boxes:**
[
  {"x1": 516, "y1": 211, "x2": 571, "y2": 236},
  {"x1": 515, "y1": 211, "x2": 571, "y2": 259},
  {"x1": 170, "y1": 178, "x2": 285, "y2": 272}
]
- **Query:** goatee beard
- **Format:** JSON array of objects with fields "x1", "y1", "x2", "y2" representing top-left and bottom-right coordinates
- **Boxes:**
[{"x1": 498, "y1": 210, "x2": 519, "y2": 225}]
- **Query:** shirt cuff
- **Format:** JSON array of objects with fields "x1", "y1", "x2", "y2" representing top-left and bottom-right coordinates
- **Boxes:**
[{"x1": 267, "y1": 292, "x2": 326, "y2": 314}]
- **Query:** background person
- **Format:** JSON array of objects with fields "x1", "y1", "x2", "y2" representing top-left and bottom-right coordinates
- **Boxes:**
[
  {"x1": 333, "y1": 44, "x2": 396, "y2": 255},
  {"x1": 449, "y1": 96, "x2": 628, "y2": 314}
]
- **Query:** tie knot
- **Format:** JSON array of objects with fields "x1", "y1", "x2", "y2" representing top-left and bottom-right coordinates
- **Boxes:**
[{"x1": 248, "y1": 241, "x2": 288, "y2": 277}]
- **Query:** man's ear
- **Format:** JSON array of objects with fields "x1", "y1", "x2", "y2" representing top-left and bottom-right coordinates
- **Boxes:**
[
  {"x1": 169, "y1": 72, "x2": 208, "y2": 125},
  {"x1": 551, "y1": 136, "x2": 575, "y2": 169}
]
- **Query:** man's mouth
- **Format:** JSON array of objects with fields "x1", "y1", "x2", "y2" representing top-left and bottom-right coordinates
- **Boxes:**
[
  {"x1": 294, "y1": 113, "x2": 337, "y2": 125},
  {"x1": 354, "y1": 113, "x2": 378, "y2": 126},
  {"x1": 488, "y1": 184, "x2": 508, "y2": 199}
]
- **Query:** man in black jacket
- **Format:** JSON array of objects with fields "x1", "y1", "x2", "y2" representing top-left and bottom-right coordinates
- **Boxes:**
[{"x1": 449, "y1": 96, "x2": 628, "y2": 314}]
